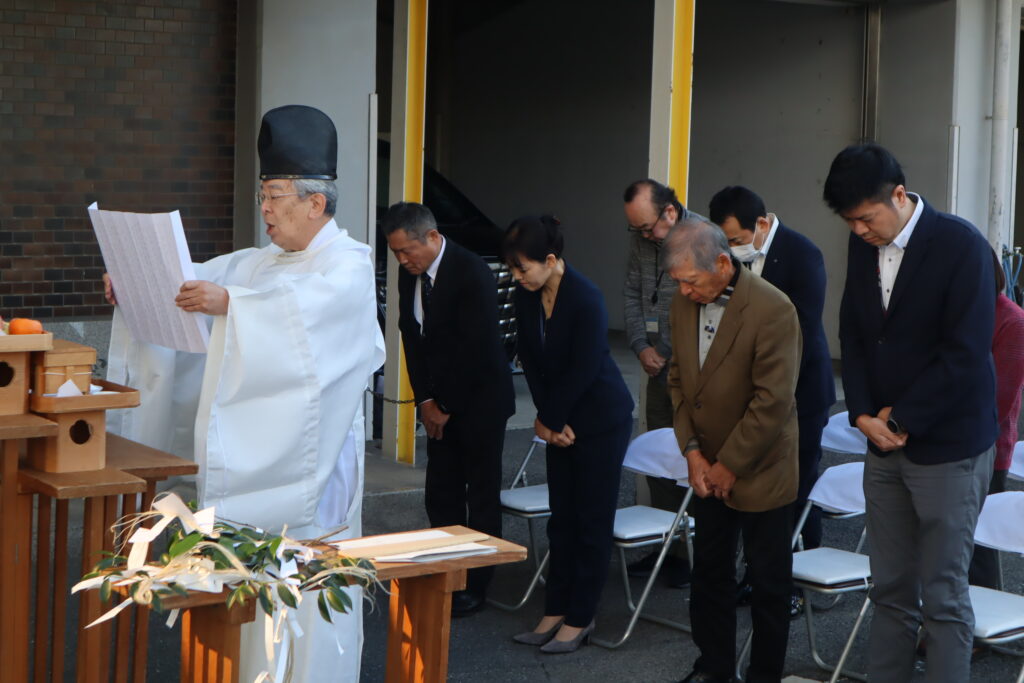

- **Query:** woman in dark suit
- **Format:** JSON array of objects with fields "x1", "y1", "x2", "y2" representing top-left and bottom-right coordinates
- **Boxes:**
[{"x1": 504, "y1": 215, "x2": 634, "y2": 653}]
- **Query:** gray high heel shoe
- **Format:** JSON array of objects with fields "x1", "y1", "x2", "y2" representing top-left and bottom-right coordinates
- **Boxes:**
[
  {"x1": 512, "y1": 619, "x2": 564, "y2": 646},
  {"x1": 539, "y1": 621, "x2": 595, "y2": 654}
]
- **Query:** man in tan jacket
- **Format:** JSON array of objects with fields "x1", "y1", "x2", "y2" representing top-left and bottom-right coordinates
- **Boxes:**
[{"x1": 665, "y1": 217, "x2": 800, "y2": 683}]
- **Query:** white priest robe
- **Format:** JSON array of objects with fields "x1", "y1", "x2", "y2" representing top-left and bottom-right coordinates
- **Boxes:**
[{"x1": 107, "y1": 219, "x2": 385, "y2": 683}]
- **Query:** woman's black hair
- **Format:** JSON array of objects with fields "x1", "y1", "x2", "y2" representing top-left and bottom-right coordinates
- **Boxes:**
[{"x1": 502, "y1": 214, "x2": 564, "y2": 269}]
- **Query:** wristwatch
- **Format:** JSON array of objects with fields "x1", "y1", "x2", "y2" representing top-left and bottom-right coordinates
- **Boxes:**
[{"x1": 886, "y1": 415, "x2": 904, "y2": 434}]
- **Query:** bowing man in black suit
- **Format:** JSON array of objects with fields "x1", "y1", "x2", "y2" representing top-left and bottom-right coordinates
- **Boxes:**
[
  {"x1": 504, "y1": 215, "x2": 634, "y2": 654},
  {"x1": 710, "y1": 186, "x2": 836, "y2": 555},
  {"x1": 383, "y1": 202, "x2": 515, "y2": 617}
]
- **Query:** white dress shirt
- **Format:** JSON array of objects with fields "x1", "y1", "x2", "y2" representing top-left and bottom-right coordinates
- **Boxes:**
[
  {"x1": 414, "y1": 236, "x2": 446, "y2": 329},
  {"x1": 751, "y1": 214, "x2": 780, "y2": 277},
  {"x1": 878, "y1": 193, "x2": 923, "y2": 310}
]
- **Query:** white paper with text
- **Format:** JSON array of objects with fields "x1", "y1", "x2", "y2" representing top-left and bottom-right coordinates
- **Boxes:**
[{"x1": 88, "y1": 203, "x2": 209, "y2": 353}]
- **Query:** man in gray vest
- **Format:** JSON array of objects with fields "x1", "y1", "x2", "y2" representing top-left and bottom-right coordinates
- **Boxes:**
[{"x1": 622, "y1": 178, "x2": 703, "y2": 586}]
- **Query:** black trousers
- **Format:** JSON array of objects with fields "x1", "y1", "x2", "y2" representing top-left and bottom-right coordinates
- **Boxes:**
[
  {"x1": 690, "y1": 495, "x2": 793, "y2": 683},
  {"x1": 794, "y1": 410, "x2": 829, "y2": 550},
  {"x1": 544, "y1": 419, "x2": 631, "y2": 627},
  {"x1": 424, "y1": 410, "x2": 506, "y2": 596}
]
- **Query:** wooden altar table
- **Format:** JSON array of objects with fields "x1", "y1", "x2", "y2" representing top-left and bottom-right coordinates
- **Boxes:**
[{"x1": 162, "y1": 526, "x2": 527, "y2": 683}]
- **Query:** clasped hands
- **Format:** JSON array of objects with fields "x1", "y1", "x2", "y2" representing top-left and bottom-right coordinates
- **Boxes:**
[
  {"x1": 534, "y1": 418, "x2": 575, "y2": 448},
  {"x1": 855, "y1": 406, "x2": 907, "y2": 452},
  {"x1": 686, "y1": 450, "x2": 736, "y2": 500},
  {"x1": 103, "y1": 273, "x2": 229, "y2": 316},
  {"x1": 419, "y1": 400, "x2": 451, "y2": 440}
]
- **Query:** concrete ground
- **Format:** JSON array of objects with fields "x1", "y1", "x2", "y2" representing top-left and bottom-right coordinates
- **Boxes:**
[
  {"x1": 359, "y1": 424, "x2": 1024, "y2": 683},
  {"x1": 52, "y1": 331, "x2": 1024, "y2": 682}
]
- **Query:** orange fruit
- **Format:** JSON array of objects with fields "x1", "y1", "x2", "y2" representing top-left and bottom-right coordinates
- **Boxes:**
[{"x1": 8, "y1": 318, "x2": 43, "y2": 334}]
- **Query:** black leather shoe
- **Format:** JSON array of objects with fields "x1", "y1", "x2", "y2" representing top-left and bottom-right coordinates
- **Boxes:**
[
  {"x1": 789, "y1": 594, "x2": 805, "y2": 619},
  {"x1": 679, "y1": 670, "x2": 734, "y2": 683},
  {"x1": 451, "y1": 590, "x2": 485, "y2": 618}
]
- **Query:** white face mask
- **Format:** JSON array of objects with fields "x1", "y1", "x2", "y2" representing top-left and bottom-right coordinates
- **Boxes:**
[{"x1": 730, "y1": 241, "x2": 758, "y2": 262}]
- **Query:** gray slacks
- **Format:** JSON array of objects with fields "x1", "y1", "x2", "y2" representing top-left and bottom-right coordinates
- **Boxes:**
[{"x1": 863, "y1": 446, "x2": 994, "y2": 683}]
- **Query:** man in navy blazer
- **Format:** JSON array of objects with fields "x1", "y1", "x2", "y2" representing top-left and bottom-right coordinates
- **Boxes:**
[
  {"x1": 710, "y1": 186, "x2": 836, "y2": 558},
  {"x1": 383, "y1": 202, "x2": 516, "y2": 617},
  {"x1": 825, "y1": 144, "x2": 996, "y2": 683}
]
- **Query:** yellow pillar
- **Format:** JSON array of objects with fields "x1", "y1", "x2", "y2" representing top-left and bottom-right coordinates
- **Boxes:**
[
  {"x1": 639, "y1": 0, "x2": 696, "y2": 439},
  {"x1": 649, "y1": 0, "x2": 696, "y2": 195},
  {"x1": 382, "y1": 0, "x2": 429, "y2": 464}
]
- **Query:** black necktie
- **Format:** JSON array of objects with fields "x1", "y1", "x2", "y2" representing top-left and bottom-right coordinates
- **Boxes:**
[{"x1": 421, "y1": 272, "x2": 433, "y2": 318}]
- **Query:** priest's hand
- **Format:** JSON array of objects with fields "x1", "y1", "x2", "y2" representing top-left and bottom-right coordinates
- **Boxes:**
[
  {"x1": 706, "y1": 462, "x2": 736, "y2": 501},
  {"x1": 175, "y1": 280, "x2": 229, "y2": 315},
  {"x1": 102, "y1": 273, "x2": 117, "y2": 306},
  {"x1": 685, "y1": 449, "x2": 713, "y2": 498},
  {"x1": 419, "y1": 400, "x2": 450, "y2": 440}
]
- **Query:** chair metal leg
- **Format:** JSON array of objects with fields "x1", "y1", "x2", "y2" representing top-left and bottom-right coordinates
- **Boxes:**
[
  {"x1": 593, "y1": 532, "x2": 691, "y2": 649},
  {"x1": 802, "y1": 587, "x2": 868, "y2": 682},
  {"x1": 510, "y1": 442, "x2": 538, "y2": 489},
  {"x1": 487, "y1": 549, "x2": 549, "y2": 611},
  {"x1": 1016, "y1": 660, "x2": 1024, "y2": 683},
  {"x1": 736, "y1": 629, "x2": 753, "y2": 681},
  {"x1": 854, "y1": 526, "x2": 867, "y2": 554},
  {"x1": 525, "y1": 519, "x2": 546, "y2": 586},
  {"x1": 827, "y1": 594, "x2": 871, "y2": 683}
]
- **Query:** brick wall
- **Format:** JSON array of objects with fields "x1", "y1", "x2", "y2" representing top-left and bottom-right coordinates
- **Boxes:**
[{"x1": 0, "y1": 0, "x2": 237, "y2": 320}]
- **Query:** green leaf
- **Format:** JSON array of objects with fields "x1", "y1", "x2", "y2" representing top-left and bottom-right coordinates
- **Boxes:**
[
  {"x1": 235, "y1": 542, "x2": 258, "y2": 562},
  {"x1": 150, "y1": 592, "x2": 163, "y2": 613},
  {"x1": 317, "y1": 590, "x2": 332, "y2": 623},
  {"x1": 168, "y1": 532, "x2": 204, "y2": 558},
  {"x1": 325, "y1": 586, "x2": 348, "y2": 614},
  {"x1": 99, "y1": 578, "x2": 112, "y2": 603},
  {"x1": 168, "y1": 582, "x2": 190, "y2": 598},
  {"x1": 258, "y1": 585, "x2": 274, "y2": 617},
  {"x1": 277, "y1": 584, "x2": 298, "y2": 609}
]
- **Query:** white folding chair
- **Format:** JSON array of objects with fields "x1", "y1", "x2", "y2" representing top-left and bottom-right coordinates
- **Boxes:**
[
  {"x1": 970, "y1": 490, "x2": 1024, "y2": 683},
  {"x1": 737, "y1": 461, "x2": 871, "y2": 682},
  {"x1": 794, "y1": 462, "x2": 871, "y2": 683},
  {"x1": 592, "y1": 428, "x2": 694, "y2": 649},
  {"x1": 489, "y1": 436, "x2": 551, "y2": 611},
  {"x1": 1008, "y1": 441, "x2": 1024, "y2": 482},
  {"x1": 821, "y1": 411, "x2": 868, "y2": 455}
]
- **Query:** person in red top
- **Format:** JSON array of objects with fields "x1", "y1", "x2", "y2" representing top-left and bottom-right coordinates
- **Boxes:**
[{"x1": 969, "y1": 250, "x2": 1024, "y2": 590}]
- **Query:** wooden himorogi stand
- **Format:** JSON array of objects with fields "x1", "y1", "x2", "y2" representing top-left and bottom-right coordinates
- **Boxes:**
[{"x1": 0, "y1": 333, "x2": 197, "y2": 682}]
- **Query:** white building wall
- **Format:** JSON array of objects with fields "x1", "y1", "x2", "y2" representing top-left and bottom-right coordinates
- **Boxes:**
[{"x1": 253, "y1": 0, "x2": 377, "y2": 246}]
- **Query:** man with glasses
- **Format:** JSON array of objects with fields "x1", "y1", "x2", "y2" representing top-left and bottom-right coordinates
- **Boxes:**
[
  {"x1": 105, "y1": 105, "x2": 384, "y2": 683},
  {"x1": 622, "y1": 179, "x2": 704, "y2": 586}
]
